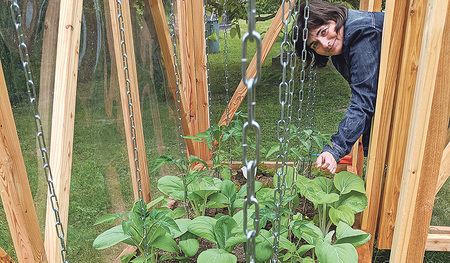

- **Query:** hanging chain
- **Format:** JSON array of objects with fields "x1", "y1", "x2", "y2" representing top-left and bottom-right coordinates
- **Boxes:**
[
  {"x1": 242, "y1": 0, "x2": 261, "y2": 262},
  {"x1": 10, "y1": 1, "x2": 69, "y2": 262},
  {"x1": 169, "y1": 0, "x2": 190, "y2": 217},
  {"x1": 272, "y1": 1, "x2": 294, "y2": 261},
  {"x1": 115, "y1": 0, "x2": 149, "y2": 254},
  {"x1": 204, "y1": 0, "x2": 216, "y2": 173},
  {"x1": 223, "y1": 0, "x2": 232, "y2": 165},
  {"x1": 296, "y1": 0, "x2": 309, "y2": 173}
]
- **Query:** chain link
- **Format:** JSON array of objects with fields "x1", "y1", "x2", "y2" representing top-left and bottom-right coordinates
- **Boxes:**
[
  {"x1": 9, "y1": 1, "x2": 69, "y2": 262},
  {"x1": 223, "y1": 1, "x2": 232, "y2": 165},
  {"x1": 272, "y1": 1, "x2": 295, "y2": 261},
  {"x1": 242, "y1": 0, "x2": 261, "y2": 262},
  {"x1": 115, "y1": 0, "x2": 149, "y2": 254},
  {"x1": 169, "y1": 0, "x2": 190, "y2": 217}
]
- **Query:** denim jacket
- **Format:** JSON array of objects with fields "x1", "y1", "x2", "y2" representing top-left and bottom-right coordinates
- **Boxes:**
[{"x1": 322, "y1": 9, "x2": 384, "y2": 161}]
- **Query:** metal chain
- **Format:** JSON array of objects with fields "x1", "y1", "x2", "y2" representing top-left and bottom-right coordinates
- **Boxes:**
[
  {"x1": 223, "y1": 0, "x2": 232, "y2": 165},
  {"x1": 272, "y1": 1, "x2": 294, "y2": 261},
  {"x1": 9, "y1": 1, "x2": 69, "y2": 262},
  {"x1": 306, "y1": 66, "x2": 317, "y2": 175},
  {"x1": 169, "y1": 0, "x2": 190, "y2": 216},
  {"x1": 297, "y1": 0, "x2": 310, "y2": 174},
  {"x1": 115, "y1": 0, "x2": 148, "y2": 254},
  {"x1": 242, "y1": 0, "x2": 261, "y2": 262}
]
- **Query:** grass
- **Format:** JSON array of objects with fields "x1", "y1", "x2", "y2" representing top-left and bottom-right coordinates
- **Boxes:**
[{"x1": 0, "y1": 11, "x2": 448, "y2": 263}]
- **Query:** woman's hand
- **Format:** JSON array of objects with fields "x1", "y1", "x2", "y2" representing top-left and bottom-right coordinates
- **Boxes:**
[{"x1": 316, "y1": 151, "x2": 337, "y2": 174}]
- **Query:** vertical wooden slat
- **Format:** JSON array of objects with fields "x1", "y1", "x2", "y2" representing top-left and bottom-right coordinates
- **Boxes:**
[
  {"x1": 436, "y1": 143, "x2": 449, "y2": 195},
  {"x1": 0, "y1": 64, "x2": 47, "y2": 262},
  {"x1": 44, "y1": 0, "x2": 83, "y2": 262},
  {"x1": 359, "y1": 0, "x2": 383, "y2": 11},
  {"x1": 147, "y1": 0, "x2": 195, "y2": 156},
  {"x1": 177, "y1": 0, "x2": 210, "y2": 160},
  {"x1": 376, "y1": 0, "x2": 428, "y2": 249},
  {"x1": 0, "y1": 59, "x2": 47, "y2": 262},
  {"x1": 218, "y1": 0, "x2": 296, "y2": 126},
  {"x1": 360, "y1": 0, "x2": 410, "y2": 258},
  {"x1": 107, "y1": 0, "x2": 151, "y2": 203},
  {"x1": 390, "y1": 0, "x2": 449, "y2": 261}
]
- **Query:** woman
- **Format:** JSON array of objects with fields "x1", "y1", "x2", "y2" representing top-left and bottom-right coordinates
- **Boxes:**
[{"x1": 295, "y1": 1, "x2": 384, "y2": 174}]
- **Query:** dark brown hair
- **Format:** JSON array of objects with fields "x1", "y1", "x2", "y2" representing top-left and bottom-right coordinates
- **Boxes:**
[{"x1": 294, "y1": 1, "x2": 348, "y2": 68}]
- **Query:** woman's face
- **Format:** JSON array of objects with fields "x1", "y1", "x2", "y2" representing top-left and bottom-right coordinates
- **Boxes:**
[{"x1": 307, "y1": 21, "x2": 344, "y2": 56}]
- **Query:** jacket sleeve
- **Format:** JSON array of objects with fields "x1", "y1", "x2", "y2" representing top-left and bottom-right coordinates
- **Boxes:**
[{"x1": 323, "y1": 24, "x2": 382, "y2": 161}]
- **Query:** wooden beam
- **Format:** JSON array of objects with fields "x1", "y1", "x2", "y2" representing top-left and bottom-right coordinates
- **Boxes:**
[
  {"x1": 44, "y1": 0, "x2": 82, "y2": 262},
  {"x1": 218, "y1": 0, "x2": 297, "y2": 126},
  {"x1": 426, "y1": 226, "x2": 450, "y2": 251},
  {"x1": 106, "y1": 0, "x2": 151, "y2": 203},
  {"x1": 390, "y1": 0, "x2": 449, "y2": 261},
  {"x1": 0, "y1": 60, "x2": 47, "y2": 263},
  {"x1": 436, "y1": 142, "x2": 449, "y2": 194},
  {"x1": 0, "y1": 246, "x2": 14, "y2": 263},
  {"x1": 177, "y1": 0, "x2": 210, "y2": 160},
  {"x1": 359, "y1": 0, "x2": 383, "y2": 12},
  {"x1": 147, "y1": 0, "x2": 195, "y2": 156},
  {"x1": 376, "y1": 0, "x2": 429, "y2": 249},
  {"x1": 360, "y1": 0, "x2": 410, "y2": 256}
]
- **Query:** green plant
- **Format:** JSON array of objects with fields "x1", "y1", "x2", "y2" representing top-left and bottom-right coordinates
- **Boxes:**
[
  {"x1": 93, "y1": 196, "x2": 181, "y2": 262},
  {"x1": 296, "y1": 171, "x2": 368, "y2": 236}
]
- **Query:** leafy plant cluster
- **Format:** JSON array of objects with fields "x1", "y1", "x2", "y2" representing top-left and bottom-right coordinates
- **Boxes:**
[{"x1": 93, "y1": 118, "x2": 370, "y2": 263}]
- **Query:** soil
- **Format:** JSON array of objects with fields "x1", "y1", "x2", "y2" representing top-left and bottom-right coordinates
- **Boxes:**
[{"x1": 160, "y1": 169, "x2": 318, "y2": 262}]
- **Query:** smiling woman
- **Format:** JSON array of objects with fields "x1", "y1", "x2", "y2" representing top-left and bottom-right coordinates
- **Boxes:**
[{"x1": 294, "y1": 0, "x2": 384, "y2": 174}]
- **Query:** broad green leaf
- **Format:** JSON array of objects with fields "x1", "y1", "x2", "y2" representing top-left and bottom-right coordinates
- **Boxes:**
[
  {"x1": 209, "y1": 192, "x2": 231, "y2": 205},
  {"x1": 329, "y1": 205, "x2": 355, "y2": 226},
  {"x1": 159, "y1": 254, "x2": 174, "y2": 261},
  {"x1": 256, "y1": 187, "x2": 275, "y2": 202},
  {"x1": 220, "y1": 180, "x2": 237, "y2": 203},
  {"x1": 120, "y1": 252, "x2": 136, "y2": 263},
  {"x1": 265, "y1": 144, "x2": 280, "y2": 158},
  {"x1": 146, "y1": 195, "x2": 164, "y2": 210},
  {"x1": 145, "y1": 224, "x2": 167, "y2": 246},
  {"x1": 225, "y1": 235, "x2": 247, "y2": 249},
  {"x1": 315, "y1": 176, "x2": 337, "y2": 194},
  {"x1": 334, "y1": 171, "x2": 366, "y2": 195},
  {"x1": 197, "y1": 249, "x2": 237, "y2": 263},
  {"x1": 316, "y1": 240, "x2": 358, "y2": 263},
  {"x1": 183, "y1": 135, "x2": 203, "y2": 142},
  {"x1": 94, "y1": 213, "x2": 122, "y2": 225},
  {"x1": 335, "y1": 221, "x2": 371, "y2": 248},
  {"x1": 157, "y1": 176, "x2": 185, "y2": 200},
  {"x1": 171, "y1": 218, "x2": 191, "y2": 238},
  {"x1": 189, "y1": 155, "x2": 208, "y2": 168},
  {"x1": 296, "y1": 244, "x2": 315, "y2": 257},
  {"x1": 302, "y1": 256, "x2": 315, "y2": 263},
  {"x1": 192, "y1": 187, "x2": 220, "y2": 201},
  {"x1": 152, "y1": 234, "x2": 178, "y2": 253},
  {"x1": 296, "y1": 221, "x2": 323, "y2": 245},
  {"x1": 215, "y1": 216, "x2": 237, "y2": 249},
  {"x1": 220, "y1": 165, "x2": 232, "y2": 180},
  {"x1": 155, "y1": 216, "x2": 180, "y2": 234},
  {"x1": 295, "y1": 175, "x2": 312, "y2": 195},
  {"x1": 179, "y1": 239, "x2": 199, "y2": 257},
  {"x1": 335, "y1": 192, "x2": 368, "y2": 213},
  {"x1": 237, "y1": 181, "x2": 263, "y2": 198},
  {"x1": 303, "y1": 180, "x2": 339, "y2": 205},
  {"x1": 93, "y1": 225, "x2": 131, "y2": 249},
  {"x1": 255, "y1": 230, "x2": 273, "y2": 262},
  {"x1": 166, "y1": 207, "x2": 186, "y2": 219},
  {"x1": 188, "y1": 216, "x2": 217, "y2": 243}
]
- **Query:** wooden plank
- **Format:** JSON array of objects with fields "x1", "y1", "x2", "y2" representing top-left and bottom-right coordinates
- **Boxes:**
[
  {"x1": 44, "y1": 0, "x2": 83, "y2": 262},
  {"x1": 147, "y1": 0, "x2": 195, "y2": 156},
  {"x1": 359, "y1": 0, "x2": 383, "y2": 12},
  {"x1": 436, "y1": 142, "x2": 449, "y2": 194},
  {"x1": 218, "y1": 0, "x2": 296, "y2": 126},
  {"x1": 177, "y1": 0, "x2": 211, "y2": 160},
  {"x1": 360, "y1": 0, "x2": 410, "y2": 256},
  {"x1": 106, "y1": 0, "x2": 151, "y2": 203},
  {"x1": 0, "y1": 246, "x2": 14, "y2": 263},
  {"x1": 390, "y1": 0, "x2": 449, "y2": 261},
  {"x1": 0, "y1": 60, "x2": 47, "y2": 263},
  {"x1": 376, "y1": 0, "x2": 429, "y2": 249},
  {"x1": 426, "y1": 234, "x2": 450, "y2": 251}
]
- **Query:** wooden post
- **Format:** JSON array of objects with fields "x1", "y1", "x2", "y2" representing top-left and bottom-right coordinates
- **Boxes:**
[
  {"x1": 359, "y1": 0, "x2": 382, "y2": 11},
  {"x1": 426, "y1": 226, "x2": 450, "y2": 251},
  {"x1": 436, "y1": 143, "x2": 449, "y2": 194},
  {"x1": 176, "y1": 0, "x2": 210, "y2": 160},
  {"x1": 147, "y1": 0, "x2": 195, "y2": 156},
  {"x1": 106, "y1": 0, "x2": 151, "y2": 203},
  {"x1": 218, "y1": 0, "x2": 296, "y2": 126},
  {"x1": 0, "y1": 59, "x2": 47, "y2": 262},
  {"x1": 376, "y1": 0, "x2": 429, "y2": 249},
  {"x1": 44, "y1": 0, "x2": 83, "y2": 262},
  {"x1": 360, "y1": 0, "x2": 410, "y2": 258},
  {"x1": 0, "y1": 246, "x2": 14, "y2": 263},
  {"x1": 390, "y1": 0, "x2": 449, "y2": 261}
]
